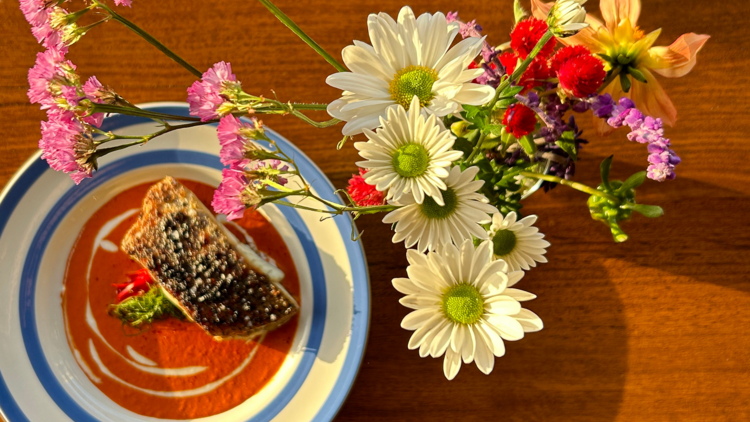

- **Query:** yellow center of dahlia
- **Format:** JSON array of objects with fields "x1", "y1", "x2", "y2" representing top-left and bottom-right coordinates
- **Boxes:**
[
  {"x1": 492, "y1": 229, "x2": 517, "y2": 256},
  {"x1": 391, "y1": 143, "x2": 430, "y2": 178},
  {"x1": 389, "y1": 65, "x2": 438, "y2": 109}
]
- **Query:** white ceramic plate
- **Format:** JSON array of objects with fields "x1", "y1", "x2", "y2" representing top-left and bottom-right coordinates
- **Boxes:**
[{"x1": 0, "y1": 103, "x2": 370, "y2": 422}]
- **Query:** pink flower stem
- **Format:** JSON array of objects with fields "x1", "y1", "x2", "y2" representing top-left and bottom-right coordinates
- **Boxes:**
[
  {"x1": 92, "y1": 0, "x2": 202, "y2": 78},
  {"x1": 91, "y1": 104, "x2": 204, "y2": 122},
  {"x1": 94, "y1": 120, "x2": 213, "y2": 156}
]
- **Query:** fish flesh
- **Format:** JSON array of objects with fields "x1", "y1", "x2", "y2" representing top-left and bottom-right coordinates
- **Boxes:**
[{"x1": 121, "y1": 177, "x2": 299, "y2": 339}]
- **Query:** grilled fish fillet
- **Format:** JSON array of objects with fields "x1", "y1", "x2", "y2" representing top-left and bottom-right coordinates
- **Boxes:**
[{"x1": 121, "y1": 177, "x2": 299, "y2": 339}]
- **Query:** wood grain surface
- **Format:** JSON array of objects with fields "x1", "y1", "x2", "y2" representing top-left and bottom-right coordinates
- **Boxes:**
[{"x1": 1, "y1": 0, "x2": 749, "y2": 421}]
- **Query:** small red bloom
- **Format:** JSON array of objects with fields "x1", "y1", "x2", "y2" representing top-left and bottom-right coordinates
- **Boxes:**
[
  {"x1": 347, "y1": 169, "x2": 385, "y2": 207},
  {"x1": 510, "y1": 18, "x2": 556, "y2": 60},
  {"x1": 498, "y1": 52, "x2": 549, "y2": 93},
  {"x1": 502, "y1": 104, "x2": 538, "y2": 138},
  {"x1": 499, "y1": 52, "x2": 518, "y2": 75},
  {"x1": 550, "y1": 45, "x2": 594, "y2": 74},
  {"x1": 557, "y1": 54, "x2": 606, "y2": 98},
  {"x1": 518, "y1": 57, "x2": 550, "y2": 92},
  {"x1": 113, "y1": 268, "x2": 154, "y2": 303}
]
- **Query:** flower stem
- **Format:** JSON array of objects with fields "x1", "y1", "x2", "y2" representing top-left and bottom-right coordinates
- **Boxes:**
[
  {"x1": 519, "y1": 171, "x2": 619, "y2": 202},
  {"x1": 92, "y1": 104, "x2": 203, "y2": 122},
  {"x1": 257, "y1": 0, "x2": 347, "y2": 73},
  {"x1": 95, "y1": 121, "x2": 213, "y2": 157},
  {"x1": 489, "y1": 31, "x2": 555, "y2": 109},
  {"x1": 93, "y1": 0, "x2": 202, "y2": 78},
  {"x1": 290, "y1": 110, "x2": 341, "y2": 128}
]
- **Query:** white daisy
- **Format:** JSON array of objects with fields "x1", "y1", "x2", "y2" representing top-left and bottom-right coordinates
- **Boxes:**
[
  {"x1": 394, "y1": 239, "x2": 543, "y2": 380},
  {"x1": 355, "y1": 96, "x2": 463, "y2": 205},
  {"x1": 326, "y1": 6, "x2": 495, "y2": 136},
  {"x1": 489, "y1": 212, "x2": 550, "y2": 272},
  {"x1": 382, "y1": 166, "x2": 498, "y2": 252}
]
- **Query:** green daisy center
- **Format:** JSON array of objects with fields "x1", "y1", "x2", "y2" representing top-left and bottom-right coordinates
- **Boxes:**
[
  {"x1": 389, "y1": 65, "x2": 438, "y2": 109},
  {"x1": 420, "y1": 188, "x2": 458, "y2": 220},
  {"x1": 391, "y1": 143, "x2": 430, "y2": 178},
  {"x1": 492, "y1": 229, "x2": 517, "y2": 256},
  {"x1": 442, "y1": 283, "x2": 485, "y2": 325}
]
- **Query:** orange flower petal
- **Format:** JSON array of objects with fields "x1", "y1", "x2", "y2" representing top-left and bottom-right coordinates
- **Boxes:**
[
  {"x1": 647, "y1": 33, "x2": 711, "y2": 78},
  {"x1": 630, "y1": 68, "x2": 677, "y2": 126},
  {"x1": 600, "y1": 0, "x2": 642, "y2": 31}
]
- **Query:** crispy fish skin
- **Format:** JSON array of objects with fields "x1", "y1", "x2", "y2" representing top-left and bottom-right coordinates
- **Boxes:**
[{"x1": 121, "y1": 177, "x2": 298, "y2": 339}]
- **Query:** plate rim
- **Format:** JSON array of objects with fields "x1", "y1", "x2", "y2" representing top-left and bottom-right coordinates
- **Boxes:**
[{"x1": 0, "y1": 102, "x2": 371, "y2": 422}]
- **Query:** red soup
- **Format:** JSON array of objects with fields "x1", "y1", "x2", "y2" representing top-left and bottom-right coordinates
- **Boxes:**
[{"x1": 62, "y1": 180, "x2": 300, "y2": 419}]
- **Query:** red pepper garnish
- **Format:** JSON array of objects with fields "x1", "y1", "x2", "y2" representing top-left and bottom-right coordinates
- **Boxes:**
[{"x1": 113, "y1": 269, "x2": 153, "y2": 303}]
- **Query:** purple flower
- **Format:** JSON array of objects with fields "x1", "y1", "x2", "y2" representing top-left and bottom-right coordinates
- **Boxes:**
[
  {"x1": 187, "y1": 62, "x2": 238, "y2": 122},
  {"x1": 39, "y1": 110, "x2": 95, "y2": 184},
  {"x1": 114, "y1": 0, "x2": 133, "y2": 7},
  {"x1": 627, "y1": 116, "x2": 664, "y2": 144},
  {"x1": 248, "y1": 159, "x2": 290, "y2": 186},
  {"x1": 216, "y1": 115, "x2": 264, "y2": 166},
  {"x1": 591, "y1": 94, "x2": 615, "y2": 118},
  {"x1": 647, "y1": 163, "x2": 676, "y2": 182},
  {"x1": 212, "y1": 167, "x2": 257, "y2": 220}
]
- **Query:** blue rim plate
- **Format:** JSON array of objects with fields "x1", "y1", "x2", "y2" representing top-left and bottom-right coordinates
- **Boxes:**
[{"x1": 0, "y1": 102, "x2": 369, "y2": 422}]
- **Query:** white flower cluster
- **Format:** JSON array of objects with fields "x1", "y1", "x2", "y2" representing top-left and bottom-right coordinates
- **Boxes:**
[{"x1": 327, "y1": 6, "x2": 555, "y2": 380}]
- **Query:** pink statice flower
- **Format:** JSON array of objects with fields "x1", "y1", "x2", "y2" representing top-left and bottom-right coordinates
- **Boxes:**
[
  {"x1": 114, "y1": 0, "x2": 133, "y2": 7},
  {"x1": 187, "y1": 62, "x2": 240, "y2": 122},
  {"x1": 212, "y1": 167, "x2": 258, "y2": 220},
  {"x1": 19, "y1": 0, "x2": 49, "y2": 27},
  {"x1": 39, "y1": 110, "x2": 96, "y2": 184},
  {"x1": 247, "y1": 159, "x2": 290, "y2": 186},
  {"x1": 27, "y1": 46, "x2": 76, "y2": 106},
  {"x1": 216, "y1": 115, "x2": 265, "y2": 166}
]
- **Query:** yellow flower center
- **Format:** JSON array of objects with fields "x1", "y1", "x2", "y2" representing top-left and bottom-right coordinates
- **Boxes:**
[
  {"x1": 391, "y1": 143, "x2": 430, "y2": 178},
  {"x1": 420, "y1": 188, "x2": 458, "y2": 220},
  {"x1": 492, "y1": 229, "x2": 517, "y2": 256},
  {"x1": 388, "y1": 65, "x2": 438, "y2": 110},
  {"x1": 442, "y1": 283, "x2": 485, "y2": 325}
]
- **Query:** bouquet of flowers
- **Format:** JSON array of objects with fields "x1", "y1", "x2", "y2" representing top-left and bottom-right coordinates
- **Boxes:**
[{"x1": 21, "y1": 0, "x2": 708, "y2": 379}]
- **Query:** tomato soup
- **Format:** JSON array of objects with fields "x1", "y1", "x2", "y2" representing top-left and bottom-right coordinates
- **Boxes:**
[{"x1": 62, "y1": 180, "x2": 300, "y2": 419}]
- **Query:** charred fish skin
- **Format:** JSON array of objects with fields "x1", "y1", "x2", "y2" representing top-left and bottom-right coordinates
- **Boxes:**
[{"x1": 121, "y1": 177, "x2": 298, "y2": 339}]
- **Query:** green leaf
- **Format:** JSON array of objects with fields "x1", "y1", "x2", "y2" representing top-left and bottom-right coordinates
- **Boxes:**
[
  {"x1": 513, "y1": 0, "x2": 528, "y2": 23},
  {"x1": 597, "y1": 53, "x2": 614, "y2": 63},
  {"x1": 628, "y1": 67, "x2": 648, "y2": 83},
  {"x1": 462, "y1": 104, "x2": 483, "y2": 120},
  {"x1": 518, "y1": 135, "x2": 537, "y2": 155},
  {"x1": 617, "y1": 171, "x2": 647, "y2": 193},
  {"x1": 630, "y1": 204, "x2": 664, "y2": 218},
  {"x1": 485, "y1": 124, "x2": 504, "y2": 137},
  {"x1": 453, "y1": 137, "x2": 473, "y2": 157},
  {"x1": 480, "y1": 138, "x2": 502, "y2": 150},
  {"x1": 554, "y1": 130, "x2": 578, "y2": 161},
  {"x1": 496, "y1": 97, "x2": 519, "y2": 108},
  {"x1": 501, "y1": 85, "x2": 524, "y2": 98},
  {"x1": 600, "y1": 155, "x2": 613, "y2": 191},
  {"x1": 619, "y1": 73, "x2": 632, "y2": 93}
]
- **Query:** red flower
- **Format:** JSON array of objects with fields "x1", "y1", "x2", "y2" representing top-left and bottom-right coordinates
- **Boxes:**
[
  {"x1": 347, "y1": 169, "x2": 385, "y2": 207},
  {"x1": 113, "y1": 268, "x2": 154, "y2": 303},
  {"x1": 499, "y1": 51, "x2": 519, "y2": 75},
  {"x1": 498, "y1": 52, "x2": 550, "y2": 93},
  {"x1": 557, "y1": 54, "x2": 606, "y2": 98},
  {"x1": 550, "y1": 45, "x2": 593, "y2": 74},
  {"x1": 510, "y1": 18, "x2": 556, "y2": 60},
  {"x1": 502, "y1": 104, "x2": 538, "y2": 138}
]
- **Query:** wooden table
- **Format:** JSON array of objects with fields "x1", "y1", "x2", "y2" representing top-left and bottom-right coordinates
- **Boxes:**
[{"x1": 2, "y1": 0, "x2": 749, "y2": 420}]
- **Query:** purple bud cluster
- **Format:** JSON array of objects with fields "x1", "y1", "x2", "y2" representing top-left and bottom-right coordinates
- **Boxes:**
[{"x1": 591, "y1": 94, "x2": 681, "y2": 182}]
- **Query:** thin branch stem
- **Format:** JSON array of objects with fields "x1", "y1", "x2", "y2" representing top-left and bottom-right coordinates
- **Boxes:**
[
  {"x1": 92, "y1": 104, "x2": 203, "y2": 122},
  {"x1": 93, "y1": 0, "x2": 202, "y2": 78},
  {"x1": 257, "y1": 0, "x2": 347, "y2": 72},
  {"x1": 519, "y1": 171, "x2": 619, "y2": 202}
]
